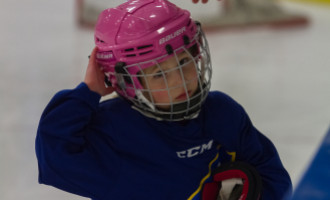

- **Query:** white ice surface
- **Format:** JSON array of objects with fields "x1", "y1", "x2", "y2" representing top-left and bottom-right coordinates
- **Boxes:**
[{"x1": 0, "y1": 1, "x2": 329, "y2": 199}]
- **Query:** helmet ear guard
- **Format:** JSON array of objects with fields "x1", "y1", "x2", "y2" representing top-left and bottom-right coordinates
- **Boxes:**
[{"x1": 202, "y1": 162, "x2": 262, "y2": 200}]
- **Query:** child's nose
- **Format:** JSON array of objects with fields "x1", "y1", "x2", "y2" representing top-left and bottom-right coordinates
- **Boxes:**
[{"x1": 170, "y1": 68, "x2": 186, "y2": 87}]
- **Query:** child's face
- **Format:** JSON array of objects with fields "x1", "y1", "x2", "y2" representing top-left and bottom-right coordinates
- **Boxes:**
[{"x1": 140, "y1": 50, "x2": 199, "y2": 110}]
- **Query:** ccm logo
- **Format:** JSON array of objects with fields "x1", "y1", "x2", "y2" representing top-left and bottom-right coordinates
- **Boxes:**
[
  {"x1": 177, "y1": 140, "x2": 214, "y2": 158},
  {"x1": 96, "y1": 51, "x2": 115, "y2": 61}
]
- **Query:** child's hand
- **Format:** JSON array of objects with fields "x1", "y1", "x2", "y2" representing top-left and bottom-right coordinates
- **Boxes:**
[
  {"x1": 192, "y1": 0, "x2": 220, "y2": 3},
  {"x1": 84, "y1": 47, "x2": 115, "y2": 96},
  {"x1": 192, "y1": 0, "x2": 209, "y2": 3}
]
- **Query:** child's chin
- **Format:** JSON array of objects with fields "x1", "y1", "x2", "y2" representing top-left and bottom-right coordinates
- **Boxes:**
[{"x1": 155, "y1": 104, "x2": 171, "y2": 111}]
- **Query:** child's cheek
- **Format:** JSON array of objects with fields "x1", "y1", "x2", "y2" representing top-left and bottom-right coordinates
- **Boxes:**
[{"x1": 152, "y1": 90, "x2": 171, "y2": 103}]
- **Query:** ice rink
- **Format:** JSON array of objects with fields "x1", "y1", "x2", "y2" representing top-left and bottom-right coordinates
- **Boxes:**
[{"x1": 0, "y1": 0, "x2": 329, "y2": 199}]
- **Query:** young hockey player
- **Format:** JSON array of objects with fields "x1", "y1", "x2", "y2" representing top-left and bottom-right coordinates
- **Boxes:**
[{"x1": 36, "y1": 0, "x2": 292, "y2": 199}]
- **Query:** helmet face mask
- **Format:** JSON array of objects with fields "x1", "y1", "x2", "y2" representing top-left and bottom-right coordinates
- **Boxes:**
[{"x1": 95, "y1": 0, "x2": 212, "y2": 121}]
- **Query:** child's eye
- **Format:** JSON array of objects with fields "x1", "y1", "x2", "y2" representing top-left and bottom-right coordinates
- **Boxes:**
[
  {"x1": 153, "y1": 71, "x2": 163, "y2": 79},
  {"x1": 179, "y1": 57, "x2": 191, "y2": 66}
]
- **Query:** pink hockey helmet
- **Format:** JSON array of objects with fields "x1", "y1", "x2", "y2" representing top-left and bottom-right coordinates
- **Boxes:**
[{"x1": 94, "y1": 0, "x2": 212, "y2": 121}]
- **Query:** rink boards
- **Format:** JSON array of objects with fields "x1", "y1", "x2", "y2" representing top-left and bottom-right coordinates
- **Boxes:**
[{"x1": 290, "y1": 126, "x2": 330, "y2": 200}]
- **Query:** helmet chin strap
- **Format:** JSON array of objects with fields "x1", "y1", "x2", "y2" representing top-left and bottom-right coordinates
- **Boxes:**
[{"x1": 135, "y1": 90, "x2": 156, "y2": 112}]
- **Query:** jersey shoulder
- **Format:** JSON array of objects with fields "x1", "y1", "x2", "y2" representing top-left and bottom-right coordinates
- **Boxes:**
[
  {"x1": 99, "y1": 96, "x2": 131, "y2": 112},
  {"x1": 205, "y1": 91, "x2": 242, "y2": 112},
  {"x1": 202, "y1": 91, "x2": 247, "y2": 134}
]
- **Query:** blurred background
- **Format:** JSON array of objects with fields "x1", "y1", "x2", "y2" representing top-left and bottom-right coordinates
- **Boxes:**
[{"x1": 0, "y1": 0, "x2": 329, "y2": 199}]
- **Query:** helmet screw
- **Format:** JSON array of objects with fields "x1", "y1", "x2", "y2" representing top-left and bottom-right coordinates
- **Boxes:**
[{"x1": 165, "y1": 44, "x2": 173, "y2": 55}]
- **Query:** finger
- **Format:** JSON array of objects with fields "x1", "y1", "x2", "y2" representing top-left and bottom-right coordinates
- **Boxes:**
[
  {"x1": 89, "y1": 47, "x2": 98, "y2": 64},
  {"x1": 85, "y1": 47, "x2": 100, "y2": 83},
  {"x1": 192, "y1": 0, "x2": 199, "y2": 3},
  {"x1": 202, "y1": 0, "x2": 208, "y2": 3}
]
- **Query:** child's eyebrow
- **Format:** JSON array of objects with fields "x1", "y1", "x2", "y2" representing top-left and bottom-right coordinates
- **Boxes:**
[
  {"x1": 144, "y1": 65, "x2": 160, "y2": 75},
  {"x1": 143, "y1": 51, "x2": 190, "y2": 75}
]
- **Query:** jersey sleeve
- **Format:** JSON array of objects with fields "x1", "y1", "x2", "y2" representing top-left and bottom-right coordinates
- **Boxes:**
[
  {"x1": 35, "y1": 83, "x2": 119, "y2": 200},
  {"x1": 223, "y1": 98, "x2": 292, "y2": 200},
  {"x1": 207, "y1": 92, "x2": 292, "y2": 200},
  {"x1": 236, "y1": 111, "x2": 292, "y2": 199}
]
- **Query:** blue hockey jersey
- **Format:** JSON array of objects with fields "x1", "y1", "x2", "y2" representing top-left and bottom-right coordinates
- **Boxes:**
[{"x1": 35, "y1": 83, "x2": 292, "y2": 200}]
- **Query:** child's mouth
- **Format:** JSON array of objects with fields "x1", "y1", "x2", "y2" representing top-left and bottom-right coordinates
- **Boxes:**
[{"x1": 175, "y1": 91, "x2": 192, "y2": 100}]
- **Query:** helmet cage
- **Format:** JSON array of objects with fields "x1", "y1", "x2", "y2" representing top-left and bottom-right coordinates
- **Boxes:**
[{"x1": 104, "y1": 24, "x2": 211, "y2": 121}]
